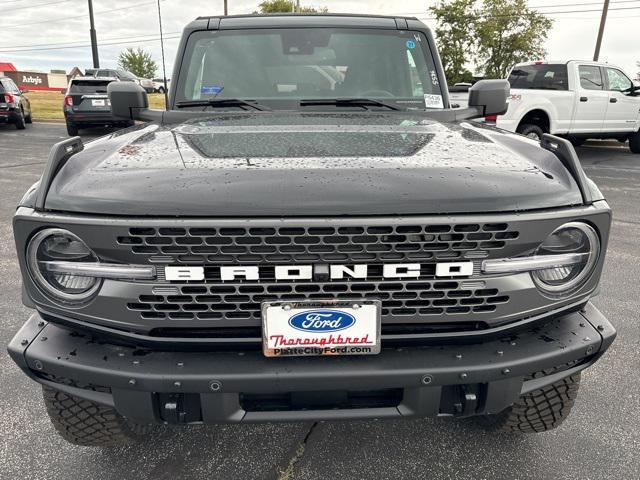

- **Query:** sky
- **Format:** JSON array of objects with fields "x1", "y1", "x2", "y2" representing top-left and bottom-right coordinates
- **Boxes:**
[{"x1": 0, "y1": 0, "x2": 638, "y2": 80}]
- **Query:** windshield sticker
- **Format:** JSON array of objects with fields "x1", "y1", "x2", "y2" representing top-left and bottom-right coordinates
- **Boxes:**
[
  {"x1": 424, "y1": 94, "x2": 444, "y2": 109},
  {"x1": 406, "y1": 40, "x2": 416, "y2": 49},
  {"x1": 201, "y1": 85, "x2": 223, "y2": 96},
  {"x1": 430, "y1": 70, "x2": 440, "y2": 86}
]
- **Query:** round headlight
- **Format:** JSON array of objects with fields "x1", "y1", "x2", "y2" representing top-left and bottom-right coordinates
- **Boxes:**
[
  {"x1": 531, "y1": 222, "x2": 600, "y2": 296},
  {"x1": 26, "y1": 229, "x2": 101, "y2": 304}
]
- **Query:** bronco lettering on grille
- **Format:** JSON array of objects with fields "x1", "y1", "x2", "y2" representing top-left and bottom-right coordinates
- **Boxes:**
[{"x1": 164, "y1": 262, "x2": 474, "y2": 281}]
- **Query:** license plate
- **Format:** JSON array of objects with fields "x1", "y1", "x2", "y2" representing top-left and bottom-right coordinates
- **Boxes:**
[
  {"x1": 262, "y1": 300, "x2": 381, "y2": 357},
  {"x1": 91, "y1": 99, "x2": 106, "y2": 106}
]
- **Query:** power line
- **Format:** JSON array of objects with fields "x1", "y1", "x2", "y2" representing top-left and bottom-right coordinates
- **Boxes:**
[
  {"x1": 0, "y1": 31, "x2": 181, "y2": 51},
  {"x1": 6, "y1": 0, "x2": 76, "y2": 11},
  {"x1": 0, "y1": 34, "x2": 181, "y2": 54},
  {"x1": 0, "y1": 0, "x2": 158, "y2": 29},
  {"x1": 405, "y1": 5, "x2": 640, "y2": 20},
  {"x1": 529, "y1": 0, "x2": 638, "y2": 7},
  {"x1": 396, "y1": 0, "x2": 640, "y2": 15}
]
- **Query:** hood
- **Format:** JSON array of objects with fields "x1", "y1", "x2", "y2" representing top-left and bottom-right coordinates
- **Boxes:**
[{"x1": 45, "y1": 113, "x2": 583, "y2": 216}]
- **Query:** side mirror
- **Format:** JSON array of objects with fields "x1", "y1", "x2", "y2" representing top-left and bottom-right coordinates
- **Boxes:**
[
  {"x1": 108, "y1": 82, "x2": 149, "y2": 119},
  {"x1": 20, "y1": 89, "x2": 29, "y2": 94},
  {"x1": 468, "y1": 79, "x2": 509, "y2": 116}
]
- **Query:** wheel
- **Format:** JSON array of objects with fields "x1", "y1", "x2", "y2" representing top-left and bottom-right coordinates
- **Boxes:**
[
  {"x1": 14, "y1": 108, "x2": 26, "y2": 130},
  {"x1": 629, "y1": 131, "x2": 640, "y2": 153},
  {"x1": 25, "y1": 110, "x2": 33, "y2": 124},
  {"x1": 42, "y1": 386, "x2": 151, "y2": 447},
  {"x1": 516, "y1": 124, "x2": 544, "y2": 141},
  {"x1": 474, "y1": 372, "x2": 581, "y2": 433},
  {"x1": 66, "y1": 123, "x2": 79, "y2": 136},
  {"x1": 158, "y1": 87, "x2": 165, "y2": 94}
]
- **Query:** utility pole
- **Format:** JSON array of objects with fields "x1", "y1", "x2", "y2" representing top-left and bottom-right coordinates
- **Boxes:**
[
  {"x1": 224, "y1": 0, "x2": 228, "y2": 15},
  {"x1": 88, "y1": 0, "x2": 99, "y2": 68},
  {"x1": 593, "y1": 0, "x2": 610, "y2": 61},
  {"x1": 157, "y1": 0, "x2": 168, "y2": 108}
]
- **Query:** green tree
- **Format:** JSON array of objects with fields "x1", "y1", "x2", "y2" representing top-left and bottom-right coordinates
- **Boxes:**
[
  {"x1": 429, "y1": 0, "x2": 477, "y2": 85},
  {"x1": 474, "y1": 0, "x2": 552, "y2": 79},
  {"x1": 257, "y1": 0, "x2": 327, "y2": 13},
  {"x1": 117, "y1": 47, "x2": 157, "y2": 78},
  {"x1": 430, "y1": 0, "x2": 552, "y2": 81}
]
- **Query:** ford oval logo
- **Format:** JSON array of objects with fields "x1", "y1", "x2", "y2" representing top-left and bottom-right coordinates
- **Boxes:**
[{"x1": 288, "y1": 310, "x2": 356, "y2": 333}]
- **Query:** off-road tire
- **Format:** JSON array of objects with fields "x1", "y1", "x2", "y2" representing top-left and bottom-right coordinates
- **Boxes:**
[
  {"x1": 66, "y1": 123, "x2": 79, "y2": 136},
  {"x1": 516, "y1": 123, "x2": 544, "y2": 141},
  {"x1": 14, "y1": 108, "x2": 26, "y2": 130},
  {"x1": 630, "y1": 131, "x2": 640, "y2": 153},
  {"x1": 474, "y1": 372, "x2": 581, "y2": 433},
  {"x1": 42, "y1": 386, "x2": 151, "y2": 447}
]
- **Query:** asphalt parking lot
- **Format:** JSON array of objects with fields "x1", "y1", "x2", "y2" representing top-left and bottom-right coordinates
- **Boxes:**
[{"x1": 0, "y1": 122, "x2": 638, "y2": 480}]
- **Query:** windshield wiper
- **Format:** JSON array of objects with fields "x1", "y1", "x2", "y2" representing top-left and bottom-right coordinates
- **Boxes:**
[
  {"x1": 176, "y1": 98, "x2": 268, "y2": 111},
  {"x1": 299, "y1": 98, "x2": 399, "y2": 111}
]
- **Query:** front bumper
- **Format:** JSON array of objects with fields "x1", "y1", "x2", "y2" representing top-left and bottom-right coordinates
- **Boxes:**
[{"x1": 8, "y1": 303, "x2": 615, "y2": 424}]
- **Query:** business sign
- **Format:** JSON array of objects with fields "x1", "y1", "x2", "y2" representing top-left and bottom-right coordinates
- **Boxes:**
[{"x1": 3, "y1": 71, "x2": 52, "y2": 90}]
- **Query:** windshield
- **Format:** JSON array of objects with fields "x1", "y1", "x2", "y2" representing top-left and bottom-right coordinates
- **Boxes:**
[
  {"x1": 508, "y1": 64, "x2": 568, "y2": 91},
  {"x1": 175, "y1": 28, "x2": 443, "y2": 109}
]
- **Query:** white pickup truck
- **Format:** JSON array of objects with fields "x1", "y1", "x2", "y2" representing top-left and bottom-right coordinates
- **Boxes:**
[{"x1": 487, "y1": 60, "x2": 640, "y2": 153}]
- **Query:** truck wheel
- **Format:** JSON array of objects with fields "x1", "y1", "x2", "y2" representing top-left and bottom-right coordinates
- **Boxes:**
[
  {"x1": 474, "y1": 372, "x2": 581, "y2": 433},
  {"x1": 14, "y1": 109, "x2": 26, "y2": 130},
  {"x1": 516, "y1": 124, "x2": 544, "y2": 141},
  {"x1": 42, "y1": 386, "x2": 152, "y2": 447},
  {"x1": 66, "y1": 123, "x2": 79, "y2": 136},
  {"x1": 630, "y1": 132, "x2": 640, "y2": 153}
]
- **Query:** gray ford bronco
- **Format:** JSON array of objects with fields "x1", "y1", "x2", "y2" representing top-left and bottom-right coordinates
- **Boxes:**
[{"x1": 9, "y1": 14, "x2": 616, "y2": 446}]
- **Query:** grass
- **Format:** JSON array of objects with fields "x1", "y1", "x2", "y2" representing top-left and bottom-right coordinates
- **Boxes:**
[{"x1": 25, "y1": 91, "x2": 167, "y2": 122}]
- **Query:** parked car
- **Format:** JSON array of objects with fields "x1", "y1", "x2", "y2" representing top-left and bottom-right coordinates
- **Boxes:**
[
  {"x1": 63, "y1": 76, "x2": 134, "y2": 136},
  {"x1": 489, "y1": 60, "x2": 640, "y2": 152},
  {"x1": 86, "y1": 68, "x2": 155, "y2": 93},
  {"x1": 152, "y1": 77, "x2": 170, "y2": 93},
  {"x1": 0, "y1": 76, "x2": 32, "y2": 129},
  {"x1": 9, "y1": 14, "x2": 615, "y2": 447}
]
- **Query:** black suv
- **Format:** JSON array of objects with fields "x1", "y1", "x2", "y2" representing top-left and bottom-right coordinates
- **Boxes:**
[
  {"x1": 9, "y1": 14, "x2": 615, "y2": 447},
  {"x1": 0, "y1": 77, "x2": 32, "y2": 129},
  {"x1": 63, "y1": 77, "x2": 134, "y2": 136},
  {"x1": 86, "y1": 68, "x2": 155, "y2": 92}
]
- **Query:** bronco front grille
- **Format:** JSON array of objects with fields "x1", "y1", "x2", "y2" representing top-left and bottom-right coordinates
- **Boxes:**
[
  {"x1": 106, "y1": 220, "x2": 526, "y2": 330},
  {"x1": 117, "y1": 223, "x2": 520, "y2": 265},
  {"x1": 127, "y1": 280, "x2": 510, "y2": 321}
]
